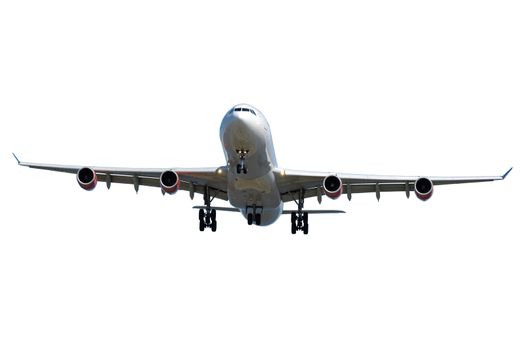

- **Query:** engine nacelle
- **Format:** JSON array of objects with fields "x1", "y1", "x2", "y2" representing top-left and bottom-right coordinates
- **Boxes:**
[
  {"x1": 77, "y1": 167, "x2": 97, "y2": 191},
  {"x1": 323, "y1": 175, "x2": 343, "y2": 199},
  {"x1": 415, "y1": 177, "x2": 433, "y2": 201},
  {"x1": 160, "y1": 170, "x2": 180, "y2": 194}
]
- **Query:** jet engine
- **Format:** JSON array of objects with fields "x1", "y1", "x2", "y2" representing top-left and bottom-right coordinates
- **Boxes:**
[
  {"x1": 323, "y1": 175, "x2": 343, "y2": 199},
  {"x1": 415, "y1": 177, "x2": 433, "y2": 201},
  {"x1": 160, "y1": 170, "x2": 180, "y2": 194},
  {"x1": 77, "y1": 167, "x2": 97, "y2": 191}
]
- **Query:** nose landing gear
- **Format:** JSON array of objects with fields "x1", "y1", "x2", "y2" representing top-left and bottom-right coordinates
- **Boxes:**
[
  {"x1": 236, "y1": 150, "x2": 248, "y2": 174},
  {"x1": 236, "y1": 163, "x2": 247, "y2": 175}
]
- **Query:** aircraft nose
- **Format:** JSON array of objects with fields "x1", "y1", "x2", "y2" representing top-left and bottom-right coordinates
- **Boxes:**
[
  {"x1": 230, "y1": 110, "x2": 255, "y2": 130},
  {"x1": 220, "y1": 108, "x2": 263, "y2": 151}
]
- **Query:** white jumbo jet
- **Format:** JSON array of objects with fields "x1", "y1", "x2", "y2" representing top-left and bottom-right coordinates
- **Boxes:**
[{"x1": 14, "y1": 104, "x2": 512, "y2": 234}]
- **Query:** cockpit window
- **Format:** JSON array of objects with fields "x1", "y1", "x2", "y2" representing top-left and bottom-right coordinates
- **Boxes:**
[{"x1": 233, "y1": 107, "x2": 257, "y2": 116}]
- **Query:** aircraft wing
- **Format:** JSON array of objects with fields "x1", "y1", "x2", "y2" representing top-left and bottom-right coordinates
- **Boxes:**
[
  {"x1": 275, "y1": 167, "x2": 512, "y2": 203},
  {"x1": 14, "y1": 154, "x2": 229, "y2": 201}
]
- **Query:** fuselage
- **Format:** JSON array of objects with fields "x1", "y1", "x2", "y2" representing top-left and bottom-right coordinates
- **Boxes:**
[
  {"x1": 219, "y1": 104, "x2": 283, "y2": 225},
  {"x1": 16, "y1": 104, "x2": 510, "y2": 233}
]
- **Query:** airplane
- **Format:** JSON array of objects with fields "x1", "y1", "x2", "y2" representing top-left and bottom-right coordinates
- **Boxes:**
[{"x1": 13, "y1": 104, "x2": 512, "y2": 234}]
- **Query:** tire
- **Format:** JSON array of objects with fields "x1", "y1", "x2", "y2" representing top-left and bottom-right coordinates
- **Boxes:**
[
  {"x1": 291, "y1": 221, "x2": 297, "y2": 234},
  {"x1": 291, "y1": 212, "x2": 297, "y2": 224},
  {"x1": 211, "y1": 209, "x2": 216, "y2": 221},
  {"x1": 211, "y1": 220, "x2": 217, "y2": 232},
  {"x1": 247, "y1": 213, "x2": 253, "y2": 225},
  {"x1": 236, "y1": 164, "x2": 241, "y2": 174},
  {"x1": 199, "y1": 209, "x2": 204, "y2": 221},
  {"x1": 303, "y1": 223, "x2": 309, "y2": 235},
  {"x1": 304, "y1": 212, "x2": 309, "y2": 226},
  {"x1": 199, "y1": 219, "x2": 205, "y2": 232},
  {"x1": 255, "y1": 213, "x2": 261, "y2": 226}
]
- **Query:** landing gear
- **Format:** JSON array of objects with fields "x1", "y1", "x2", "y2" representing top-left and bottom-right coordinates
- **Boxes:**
[
  {"x1": 236, "y1": 163, "x2": 247, "y2": 175},
  {"x1": 198, "y1": 186, "x2": 217, "y2": 231},
  {"x1": 290, "y1": 189, "x2": 309, "y2": 234},
  {"x1": 291, "y1": 211, "x2": 308, "y2": 234},
  {"x1": 236, "y1": 150, "x2": 248, "y2": 174},
  {"x1": 246, "y1": 206, "x2": 262, "y2": 226},
  {"x1": 199, "y1": 208, "x2": 217, "y2": 232}
]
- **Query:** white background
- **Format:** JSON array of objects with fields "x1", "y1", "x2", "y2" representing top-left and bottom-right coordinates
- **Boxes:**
[{"x1": 1, "y1": 1, "x2": 524, "y2": 349}]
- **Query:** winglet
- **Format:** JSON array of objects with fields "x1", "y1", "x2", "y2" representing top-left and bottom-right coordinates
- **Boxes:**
[
  {"x1": 502, "y1": 167, "x2": 513, "y2": 180},
  {"x1": 12, "y1": 153, "x2": 21, "y2": 164}
]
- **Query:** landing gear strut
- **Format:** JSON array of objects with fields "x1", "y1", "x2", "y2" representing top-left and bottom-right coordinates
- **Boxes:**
[
  {"x1": 236, "y1": 149, "x2": 248, "y2": 174},
  {"x1": 290, "y1": 189, "x2": 309, "y2": 234},
  {"x1": 199, "y1": 186, "x2": 217, "y2": 232}
]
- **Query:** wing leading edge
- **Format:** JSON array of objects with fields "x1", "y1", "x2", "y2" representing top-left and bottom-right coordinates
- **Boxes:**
[
  {"x1": 14, "y1": 154, "x2": 229, "y2": 201},
  {"x1": 275, "y1": 167, "x2": 512, "y2": 203},
  {"x1": 13, "y1": 154, "x2": 512, "y2": 204}
]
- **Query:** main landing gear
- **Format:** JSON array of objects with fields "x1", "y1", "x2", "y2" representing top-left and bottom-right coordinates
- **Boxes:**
[
  {"x1": 236, "y1": 149, "x2": 248, "y2": 174},
  {"x1": 199, "y1": 208, "x2": 217, "y2": 232},
  {"x1": 291, "y1": 211, "x2": 309, "y2": 235},
  {"x1": 290, "y1": 189, "x2": 309, "y2": 234},
  {"x1": 199, "y1": 186, "x2": 217, "y2": 232},
  {"x1": 246, "y1": 206, "x2": 262, "y2": 226}
]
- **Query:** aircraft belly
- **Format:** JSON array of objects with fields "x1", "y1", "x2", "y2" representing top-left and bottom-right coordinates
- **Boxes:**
[{"x1": 228, "y1": 171, "x2": 282, "y2": 225}]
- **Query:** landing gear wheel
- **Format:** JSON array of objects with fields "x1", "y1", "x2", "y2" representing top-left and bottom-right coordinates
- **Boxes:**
[
  {"x1": 236, "y1": 163, "x2": 247, "y2": 175},
  {"x1": 198, "y1": 186, "x2": 219, "y2": 232},
  {"x1": 255, "y1": 213, "x2": 261, "y2": 226},
  {"x1": 247, "y1": 213, "x2": 253, "y2": 225},
  {"x1": 290, "y1": 190, "x2": 311, "y2": 234},
  {"x1": 303, "y1": 212, "x2": 309, "y2": 234}
]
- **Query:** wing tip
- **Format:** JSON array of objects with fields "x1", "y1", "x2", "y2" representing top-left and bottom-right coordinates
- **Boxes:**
[
  {"x1": 502, "y1": 167, "x2": 513, "y2": 180},
  {"x1": 12, "y1": 153, "x2": 20, "y2": 164}
]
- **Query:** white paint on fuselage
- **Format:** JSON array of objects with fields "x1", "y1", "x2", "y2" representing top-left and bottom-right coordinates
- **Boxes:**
[{"x1": 219, "y1": 104, "x2": 283, "y2": 225}]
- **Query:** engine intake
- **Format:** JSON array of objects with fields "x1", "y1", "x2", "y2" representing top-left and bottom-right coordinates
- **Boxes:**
[
  {"x1": 323, "y1": 175, "x2": 343, "y2": 199},
  {"x1": 160, "y1": 170, "x2": 180, "y2": 194},
  {"x1": 77, "y1": 167, "x2": 97, "y2": 191},
  {"x1": 415, "y1": 177, "x2": 433, "y2": 201}
]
